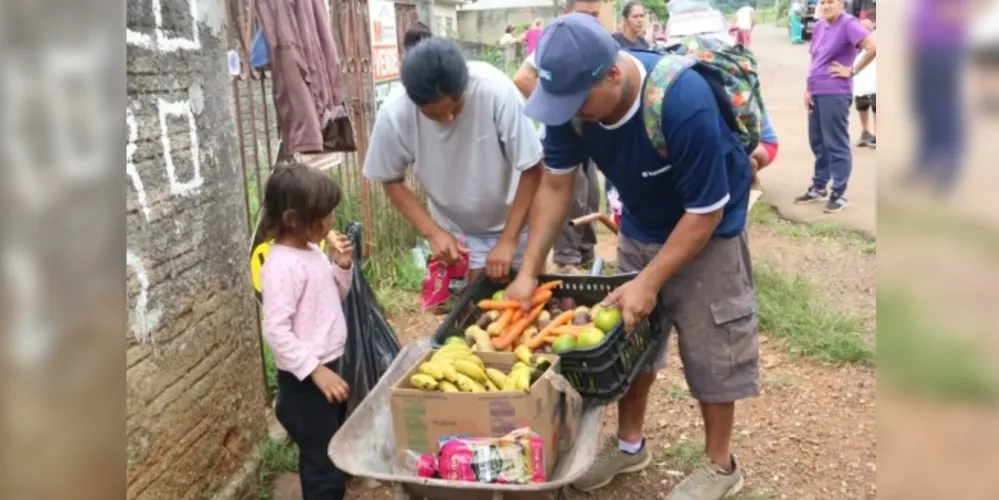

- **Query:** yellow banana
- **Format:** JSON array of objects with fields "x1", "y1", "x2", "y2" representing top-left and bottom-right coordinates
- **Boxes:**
[
  {"x1": 454, "y1": 373, "x2": 485, "y2": 393},
  {"x1": 453, "y1": 359, "x2": 488, "y2": 384},
  {"x1": 418, "y1": 362, "x2": 445, "y2": 380},
  {"x1": 485, "y1": 379, "x2": 499, "y2": 391},
  {"x1": 511, "y1": 361, "x2": 531, "y2": 374},
  {"x1": 514, "y1": 345, "x2": 533, "y2": 365},
  {"x1": 485, "y1": 368, "x2": 508, "y2": 389},
  {"x1": 515, "y1": 370, "x2": 531, "y2": 390},
  {"x1": 410, "y1": 374, "x2": 439, "y2": 390},
  {"x1": 439, "y1": 362, "x2": 459, "y2": 383},
  {"x1": 438, "y1": 380, "x2": 459, "y2": 392}
]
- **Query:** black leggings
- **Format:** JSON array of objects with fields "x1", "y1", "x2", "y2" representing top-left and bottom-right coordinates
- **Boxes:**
[{"x1": 275, "y1": 360, "x2": 347, "y2": 500}]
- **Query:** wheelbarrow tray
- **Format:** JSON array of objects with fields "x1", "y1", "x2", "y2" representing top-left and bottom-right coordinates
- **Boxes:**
[{"x1": 329, "y1": 340, "x2": 605, "y2": 500}]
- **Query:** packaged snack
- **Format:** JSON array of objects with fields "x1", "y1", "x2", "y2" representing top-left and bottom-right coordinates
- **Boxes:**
[
  {"x1": 420, "y1": 251, "x2": 469, "y2": 310},
  {"x1": 435, "y1": 428, "x2": 546, "y2": 485}
]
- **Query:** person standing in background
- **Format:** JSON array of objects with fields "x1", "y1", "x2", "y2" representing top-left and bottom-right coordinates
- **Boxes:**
[
  {"x1": 613, "y1": 1, "x2": 650, "y2": 49},
  {"x1": 790, "y1": 0, "x2": 805, "y2": 44},
  {"x1": 499, "y1": 25, "x2": 518, "y2": 46},
  {"x1": 524, "y1": 19, "x2": 545, "y2": 55},
  {"x1": 794, "y1": 0, "x2": 876, "y2": 213},
  {"x1": 853, "y1": 19, "x2": 877, "y2": 148},
  {"x1": 733, "y1": 4, "x2": 756, "y2": 47},
  {"x1": 513, "y1": 0, "x2": 604, "y2": 271},
  {"x1": 905, "y1": 0, "x2": 970, "y2": 194}
]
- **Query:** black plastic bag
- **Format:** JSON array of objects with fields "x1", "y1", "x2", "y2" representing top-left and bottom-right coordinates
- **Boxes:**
[{"x1": 339, "y1": 222, "x2": 402, "y2": 417}]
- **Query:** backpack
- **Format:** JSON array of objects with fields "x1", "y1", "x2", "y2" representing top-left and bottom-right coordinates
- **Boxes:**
[{"x1": 573, "y1": 36, "x2": 764, "y2": 159}]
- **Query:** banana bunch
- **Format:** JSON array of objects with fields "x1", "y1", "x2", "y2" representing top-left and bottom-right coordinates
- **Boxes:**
[{"x1": 407, "y1": 343, "x2": 552, "y2": 394}]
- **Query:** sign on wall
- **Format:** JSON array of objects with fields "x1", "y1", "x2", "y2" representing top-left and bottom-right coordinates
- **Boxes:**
[{"x1": 370, "y1": 0, "x2": 400, "y2": 83}]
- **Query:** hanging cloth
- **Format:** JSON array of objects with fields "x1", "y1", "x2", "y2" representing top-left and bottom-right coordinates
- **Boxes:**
[{"x1": 255, "y1": 0, "x2": 356, "y2": 155}]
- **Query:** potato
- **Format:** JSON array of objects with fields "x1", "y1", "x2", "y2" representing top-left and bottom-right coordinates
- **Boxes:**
[
  {"x1": 538, "y1": 310, "x2": 552, "y2": 324},
  {"x1": 486, "y1": 310, "x2": 501, "y2": 321},
  {"x1": 465, "y1": 325, "x2": 494, "y2": 352},
  {"x1": 559, "y1": 297, "x2": 577, "y2": 311},
  {"x1": 572, "y1": 310, "x2": 591, "y2": 326},
  {"x1": 545, "y1": 298, "x2": 560, "y2": 313},
  {"x1": 475, "y1": 314, "x2": 492, "y2": 329}
]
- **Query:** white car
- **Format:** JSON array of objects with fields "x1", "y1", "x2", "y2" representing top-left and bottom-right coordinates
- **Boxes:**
[{"x1": 663, "y1": 0, "x2": 733, "y2": 47}]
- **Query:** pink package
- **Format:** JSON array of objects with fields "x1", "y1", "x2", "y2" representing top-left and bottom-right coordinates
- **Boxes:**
[
  {"x1": 435, "y1": 428, "x2": 546, "y2": 485},
  {"x1": 420, "y1": 251, "x2": 469, "y2": 310},
  {"x1": 414, "y1": 453, "x2": 438, "y2": 479}
]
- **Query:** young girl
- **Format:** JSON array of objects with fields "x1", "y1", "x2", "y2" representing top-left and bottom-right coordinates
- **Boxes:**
[{"x1": 259, "y1": 162, "x2": 354, "y2": 500}]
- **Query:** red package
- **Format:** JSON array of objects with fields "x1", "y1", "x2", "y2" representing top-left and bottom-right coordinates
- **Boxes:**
[
  {"x1": 421, "y1": 251, "x2": 469, "y2": 310},
  {"x1": 435, "y1": 428, "x2": 546, "y2": 484}
]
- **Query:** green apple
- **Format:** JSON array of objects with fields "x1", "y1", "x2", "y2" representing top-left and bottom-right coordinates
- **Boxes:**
[
  {"x1": 492, "y1": 290, "x2": 505, "y2": 301},
  {"x1": 551, "y1": 335, "x2": 578, "y2": 353},
  {"x1": 576, "y1": 327, "x2": 606, "y2": 349},
  {"x1": 593, "y1": 307, "x2": 623, "y2": 333}
]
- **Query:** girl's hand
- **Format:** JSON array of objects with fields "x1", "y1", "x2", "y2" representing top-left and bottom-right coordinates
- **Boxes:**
[
  {"x1": 310, "y1": 365, "x2": 350, "y2": 403},
  {"x1": 326, "y1": 231, "x2": 353, "y2": 269}
]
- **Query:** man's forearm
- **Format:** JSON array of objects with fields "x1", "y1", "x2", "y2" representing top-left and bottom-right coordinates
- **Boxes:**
[
  {"x1": 519, "y1": 171, "x2": 576, "y2": 277},
  {"x1": 500, "y1": 164, "x2": 542, "y2": 242},
  {"x1": 636, "y1": 210, "x2": 723, "y2": 290},
  {"x1": 382, "y1": 180, "x2": 443, "y2": 238},
  {"x1": 513, "y1": 65, "x2": 539, "y2": 98}
]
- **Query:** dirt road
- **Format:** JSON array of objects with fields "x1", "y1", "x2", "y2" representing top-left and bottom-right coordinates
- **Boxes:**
[{"x1": 753, "y1": 25, "x2": 877, "y2": 237}]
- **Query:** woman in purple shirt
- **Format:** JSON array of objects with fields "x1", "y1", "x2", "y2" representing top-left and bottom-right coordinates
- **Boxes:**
[{"x1": 794, "y1": 0, "x2": 876, "y2": 213}]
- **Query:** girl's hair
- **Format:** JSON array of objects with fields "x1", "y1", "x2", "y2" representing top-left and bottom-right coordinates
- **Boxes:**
[
  {"x1": 260, "y1": 161, "x2": 342, "y2": 240},
  {"x1": 622, "y1": 0, "x2": 643, "y2": 17},
  {"x1": 505, "y1": 25, "x2": 515, "y2": 34},
  {"x1": 532, "y1": 19, "x2": 543, "y2": 27}
]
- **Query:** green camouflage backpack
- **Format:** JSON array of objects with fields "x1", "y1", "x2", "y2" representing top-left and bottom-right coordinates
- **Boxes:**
[{"x1": 573, "y1": 36, "x2": 764, "y2": 159}]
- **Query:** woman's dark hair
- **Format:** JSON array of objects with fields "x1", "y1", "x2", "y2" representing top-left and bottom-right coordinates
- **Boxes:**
[
  {"x1": 505, "y1": 25, "x2": 515, "y2": 34},
  {"x1": 402, "y1": 22, "x2": 432, "y2": 51},
  {"x1": 400, "y1": 37, "x2": 469, "y2": 106},
  {"x1": 260, "y1": 161, "x2": 341, "y2": 240},
  {"x1": 621, "y1": 0, "x2": 643, "y2": 17}
]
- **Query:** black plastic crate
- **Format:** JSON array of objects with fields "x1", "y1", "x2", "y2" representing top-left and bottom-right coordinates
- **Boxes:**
[{"x1": 430, "y1": 272, "x2": 667, "y2": 405}]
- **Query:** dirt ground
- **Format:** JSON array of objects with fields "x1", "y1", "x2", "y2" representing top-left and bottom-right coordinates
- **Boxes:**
[{"x1": 276, "y1": 24, "x2": 878, "y2": 500}]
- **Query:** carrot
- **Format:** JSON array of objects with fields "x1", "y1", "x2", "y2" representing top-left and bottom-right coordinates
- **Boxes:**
[
  {"x1": 528, "y1": 309, "x2": 576, "y2": 349},
  {"x1": 487, "y1": 309, "x2": 515, "y2": 335},
  {"x1": 493, "y1": 303, "x2": 546, "y2": 350},
  {"x1": 536, "y1": 280, "x2": 564, "y2": 292},
  {"x1": 553, "y1": 323, "x2": 594, "y2": 337},
  {"x1": 478, "y1": 299, "x2": 520, "y2": 310},
  {"x1": 479, "y1": 292, "x2": 552, "y2": 311},
  {"x1": 511, "y1": 309, "x2": 523, "y2": 324}
]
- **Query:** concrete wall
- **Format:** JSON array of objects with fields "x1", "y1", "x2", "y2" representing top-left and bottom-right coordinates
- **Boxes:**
[
  {"x1": 126, "y1": 0, "x2": 267, "y2": 498},
  {"x1": 457, "y1": 7, "x2": 560, "y2": 44},
  {"x1": 457, "y1": 2, "x2": 617, "y2": 44}
]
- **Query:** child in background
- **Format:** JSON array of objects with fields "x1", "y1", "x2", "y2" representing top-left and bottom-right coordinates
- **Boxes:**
[
  {"x1": 260, "y1": 162, "x2": 354, "y2": 500},
  {"x1": 751, "y1": 111, "x2": 779, "y2": 190}
]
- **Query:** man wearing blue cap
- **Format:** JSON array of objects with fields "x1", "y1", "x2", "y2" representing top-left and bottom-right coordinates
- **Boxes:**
[{"x1": 504, "y1": 13, "x2": 757, "y2": 499}]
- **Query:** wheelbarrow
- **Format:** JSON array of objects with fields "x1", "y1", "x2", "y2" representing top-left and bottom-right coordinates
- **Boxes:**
[
  {"x1": 329, "y1": 262, "x2": 610, "y2": 500},
  {"x1": 328, "y1": 340, "x2": 606, "y2": 500}
]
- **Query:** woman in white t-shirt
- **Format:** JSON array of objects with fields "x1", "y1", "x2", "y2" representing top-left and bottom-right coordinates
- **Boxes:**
[
  {"x1": 853, "y1": 20, "x2": 877, "y2": 147},
  {"x1": 732, "y1": 5, "x2": 755, "y2": 46}
]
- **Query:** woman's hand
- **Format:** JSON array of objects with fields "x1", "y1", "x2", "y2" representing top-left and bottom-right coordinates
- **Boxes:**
[
  {"x1": 828, "y1": 61, "x2": 853, "y2": 79},
  {"x1": 804, "y1": 90, "x2": 813, "y2": 113}
]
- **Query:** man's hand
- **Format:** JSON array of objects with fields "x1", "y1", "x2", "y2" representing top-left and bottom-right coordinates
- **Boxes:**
[
  {"x1": 310, "y1": 365, "x2": 350, "y2": 403},
  {"x1": 828, "y1": 61, "x2": 852, "y2": 79},
  {"x1": 601, "y1": 277, "x2": 659, "y2": 331},
  {"x1": 428, "y1": 229, "x2": 468, "y2": 265},
  {"x1": 486, "y1": 235, "x2": 517, "y2": 282},
  {"x1": 504, "y1": 272, "x2": 539, "y2": 313}
]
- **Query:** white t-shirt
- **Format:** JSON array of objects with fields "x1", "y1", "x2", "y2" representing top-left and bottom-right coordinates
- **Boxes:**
[
  {"x1": 735, "y1": 6, "x2": 755, "y2": 30},
  {"x1": 853, "y1": 33, "x2": 876, "y2": 96},
  {"x1": 363, "y1": 62, "x2": 543, "y2": 236},
  {"x1": 499, "y1": 33, "x2": 517, "y2": 46}
]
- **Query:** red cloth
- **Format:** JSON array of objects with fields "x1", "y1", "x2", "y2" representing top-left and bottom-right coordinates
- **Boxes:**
[
  {"x1": 761, "y1": 141, "x2": 779, "y2": 164},
  {"x1": 735, "y1": 29, "x2": 753, "y2": 47}
]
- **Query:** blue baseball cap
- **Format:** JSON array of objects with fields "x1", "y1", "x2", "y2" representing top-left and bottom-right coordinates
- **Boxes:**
[{"x1": 524, "y1": 13, "x2": 620, "y2": 126}]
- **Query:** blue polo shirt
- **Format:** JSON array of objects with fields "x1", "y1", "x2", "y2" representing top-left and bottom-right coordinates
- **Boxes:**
[{"x1": 542, "y1": 51, "x2": 751, "y2": 244}]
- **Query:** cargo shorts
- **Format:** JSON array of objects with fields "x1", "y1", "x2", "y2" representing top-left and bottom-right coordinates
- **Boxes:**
[{"x1": 617, "y1": 232, "x2": 760, "y2": 404}]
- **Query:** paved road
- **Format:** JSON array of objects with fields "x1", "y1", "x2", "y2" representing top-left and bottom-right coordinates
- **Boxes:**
[{"x1": 752, "y1": 24, "x2": 877, "y2": 236}]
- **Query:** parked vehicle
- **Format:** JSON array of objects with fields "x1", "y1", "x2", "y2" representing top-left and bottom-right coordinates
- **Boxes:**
[{"x1": 663, "y1": 0, "x2": 732, "y2": 47}]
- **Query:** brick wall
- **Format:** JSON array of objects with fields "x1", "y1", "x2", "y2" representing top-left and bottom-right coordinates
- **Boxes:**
[{"x1": 126, "y1": 0, "x2": 267, "y2": 498}]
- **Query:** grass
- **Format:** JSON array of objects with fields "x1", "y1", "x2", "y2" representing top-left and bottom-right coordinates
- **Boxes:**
[
  {"x1": 754, "y1": 263, "x2": 874, "y2": 366},
  {"x1": 877, "y1": 286, "x2": 999, "y2": 403},
  {"x1": 763, "y1": 376, "x2": 794, "y2": 389},
  {"x1": 665, "y1": 383, "x2": 692, "y2": 401},
  {"x1": 255, "y1": 438, "x2": 299, "y2": 500},
  {"x1": 750, "y1": 202, "x2": 876, "y2": 254},
  {"x1": 661, "y1": 441, "x2": 704, "y2": 471}
]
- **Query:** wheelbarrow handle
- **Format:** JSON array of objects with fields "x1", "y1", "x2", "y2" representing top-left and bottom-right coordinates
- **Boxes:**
[{"x1": 569, "y1": 212, "x2": 619, "y2": 235}]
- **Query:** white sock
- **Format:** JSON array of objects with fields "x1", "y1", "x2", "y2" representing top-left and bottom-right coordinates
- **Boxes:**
[{"x1": 618, "y1": 438, "x2": 643, "y2": 454}]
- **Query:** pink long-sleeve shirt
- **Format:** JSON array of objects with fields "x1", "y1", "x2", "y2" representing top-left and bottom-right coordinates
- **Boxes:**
[{"x1": 261, "y1": 243, "x2": 353, "y2": 381}]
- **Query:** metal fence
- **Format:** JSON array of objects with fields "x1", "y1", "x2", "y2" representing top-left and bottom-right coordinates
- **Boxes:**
[{"x1": 226, "y1": 0, "x2": 426, "y2": 283}]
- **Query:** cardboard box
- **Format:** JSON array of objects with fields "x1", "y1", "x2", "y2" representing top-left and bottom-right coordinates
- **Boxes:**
[{"x1": 390, "y1": 351, "x2": 577, "y2": 478}]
